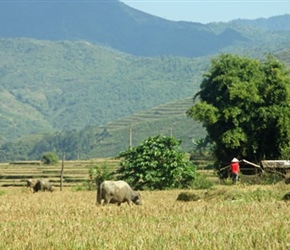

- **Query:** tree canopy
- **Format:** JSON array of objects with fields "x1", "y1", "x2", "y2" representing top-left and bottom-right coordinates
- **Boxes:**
[
  {"x1": 41, "y1": 152, "x2": 59, "y2": 165},
  {"x1": 116, "y1": 135, "x2": 197, "y2": 190},
  {"x1": 187, "y1": 54, "x2": 290, "y2": 166}
]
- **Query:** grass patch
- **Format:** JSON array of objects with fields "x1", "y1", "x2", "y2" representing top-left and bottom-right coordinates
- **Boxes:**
[{"x1": 191, "y1": 174, "x2": 214, "y2": 189}]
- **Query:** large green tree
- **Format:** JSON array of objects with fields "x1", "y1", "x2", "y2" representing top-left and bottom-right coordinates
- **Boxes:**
[
  {"x1": 187, "y1": 54, "x2": 290, "y2": 166},
  {"x1": 116, "y1": 135, "x2": 197, "y2": 190}
]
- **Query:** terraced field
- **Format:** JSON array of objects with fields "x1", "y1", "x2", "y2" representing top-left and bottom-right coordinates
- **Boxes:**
[
  {"x1": 100, "y1": 97, "x2": 194, "y2": 130},
  {"x1": 90, "y1": 97, "x2": 205, "y2": 157},
  {"x1": 0, "y1": 159, "x2": 120, "y2": 188},
  {"x1": 0, "y1": 157, "x2": 216, "y2": 188}
]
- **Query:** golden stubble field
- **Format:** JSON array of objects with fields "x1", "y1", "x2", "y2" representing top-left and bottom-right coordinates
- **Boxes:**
[{"x1": 0, "y1": 184, "x2": 290, "y2": 250}]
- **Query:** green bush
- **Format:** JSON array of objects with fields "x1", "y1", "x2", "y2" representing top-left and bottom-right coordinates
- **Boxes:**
[
  {"x1": 116, "y1": 135, "x2": 197, "y2": 190},
  {"x1": 41, "y1": 152, "x2": 59, "y2": 165},
  {"x1": 88, "y1": 163, "x2": 113, "y2": 191}
]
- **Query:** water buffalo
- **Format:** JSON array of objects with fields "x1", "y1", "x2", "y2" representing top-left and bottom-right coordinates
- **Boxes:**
[
  {"x1": 96, "y1": 180, "x2": 142, "y2": 206},
  {"x1": 27, "y1": 179, "x2": 54, "y2": 193},
  {"x1": 34, "y1": 179, "x2": 55, "y2": 192},
  {"x1": 26, "y1": 179, "x2": 38, "y2": 192}
]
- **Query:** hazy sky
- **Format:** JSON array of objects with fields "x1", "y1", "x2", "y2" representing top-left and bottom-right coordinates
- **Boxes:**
[{"x1": 121, "y1": 1, "x2": 290, "y2": 24}]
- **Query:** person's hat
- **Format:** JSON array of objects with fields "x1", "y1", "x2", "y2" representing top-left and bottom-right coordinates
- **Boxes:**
[{"x1": 231, "y1": 158, "x2": 239, "y2": 162}]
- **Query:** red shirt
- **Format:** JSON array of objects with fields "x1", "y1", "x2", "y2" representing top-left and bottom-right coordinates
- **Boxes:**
[{"x1": 230, "y1": 162, "x2": 240, "y2": 173}]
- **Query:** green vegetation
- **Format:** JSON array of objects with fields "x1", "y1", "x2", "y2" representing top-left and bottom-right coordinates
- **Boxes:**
[
  {"x1": 1, "y1": 34, "x2": 290, "y2": 161},
  {"x1": 0, "y1": 97, "x2": 207, "y2": 161},
  {"x1": 88, "y1": 163, "x2": 114, "y2": 190},
  {"x1": 116, "y1": 135, "x2": 197, "y2": 190},
  {"x1": 0, "y1": 38, "x2": 206, "y2": 140},
  {"x1": 0, "y1": 38, "x2": 208, "y2": 161},
  {"x1": 41, "y1": 152, "x2": 59, "y2": 165},
  {"x1": 191, "y1": 173, "x2": 214, "y2": 189},
  {"x1": 187, "y1": 54, "x2": 290, "y2": 168}
]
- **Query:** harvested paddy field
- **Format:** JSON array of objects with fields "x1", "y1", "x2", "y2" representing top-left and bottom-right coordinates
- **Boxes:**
[{"x1": 1, "y1": 184, "x2": 290, "y2": 250}]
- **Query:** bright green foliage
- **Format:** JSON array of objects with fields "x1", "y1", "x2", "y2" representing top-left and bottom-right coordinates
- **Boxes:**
[
  {"x1": 88, "y1": 164, "x2": 113, "y2": 190},
  {"x1": 116, "y1": 135, "x2": 197, "y2": 190},
  {"x1": 187, "y1": 54, "x2": 290, "y2": 165},
  {"x1": 41, "y1": 152, "x2": 59, "y2": 165}
]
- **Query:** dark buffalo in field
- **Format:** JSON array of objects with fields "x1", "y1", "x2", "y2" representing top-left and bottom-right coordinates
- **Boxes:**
[
  {"x1": 26, "y1": 179, "x2": 38, "y2": 192},
  {"x1": 96, "y1": 180, "x2": 142, "y2": 206},
  {"x1": 26, "y1": 179, "x2": 54, "y2": 193}
]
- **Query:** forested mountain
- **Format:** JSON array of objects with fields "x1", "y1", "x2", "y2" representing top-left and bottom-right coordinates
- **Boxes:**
[
  {"x1": 1, "y1": 0, "x2": 290, "y2": 57},
  {"x1": 0, "y1": 38, "x2": 207, "y2": 147},
  {"x1": 1, "y1": 0, "x2": 290, "y2": 161},
  {"x1": 232, "y1": 15, "x2": 290, "y2": 31}
]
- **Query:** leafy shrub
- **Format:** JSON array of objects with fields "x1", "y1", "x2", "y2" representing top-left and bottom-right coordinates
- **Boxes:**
[
  {"x1": 41, "y1": 152, "x2": 59, "y2": 165},
  {"x1": 116, "y1": 135, "x2": 197, "y2": 190},
  {"x1": 88, "y1": 163, "x2": 113, "y2": 191}
]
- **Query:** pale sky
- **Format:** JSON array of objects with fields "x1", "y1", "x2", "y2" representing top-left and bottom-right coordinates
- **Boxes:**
[{"x1": 121, "y1": 0, "x2": 290, "y2": 24}]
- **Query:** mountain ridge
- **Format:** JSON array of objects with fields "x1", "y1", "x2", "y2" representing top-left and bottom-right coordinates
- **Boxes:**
[{"x1": 2, "y1": 0, "x2": 289, "y2": 57}]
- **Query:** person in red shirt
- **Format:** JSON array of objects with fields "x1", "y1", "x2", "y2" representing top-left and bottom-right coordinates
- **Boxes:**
[{"x1": 230, "y1": 158, "x2": 240, "y2": 185}]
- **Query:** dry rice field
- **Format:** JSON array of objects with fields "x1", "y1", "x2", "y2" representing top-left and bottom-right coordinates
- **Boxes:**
[{"x1": 1, "y1": 184, "x2": 290, "y2": 250}]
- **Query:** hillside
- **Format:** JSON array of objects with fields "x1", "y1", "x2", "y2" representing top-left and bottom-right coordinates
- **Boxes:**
[
  {"x1": 1, "y1": 97, "x2": 206, "y2": 161},
  {"x1": 0, "y1": 38, "x2": 208, "y2": 145}
]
